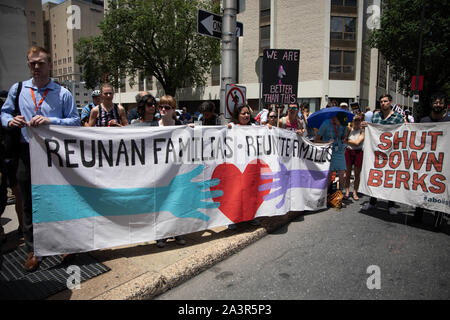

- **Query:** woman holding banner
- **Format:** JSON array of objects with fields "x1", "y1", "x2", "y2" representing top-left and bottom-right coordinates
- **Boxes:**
[
  {"x1": 227, "y1": 105, "x2": 261, "y2": 229},
  {"x1": 155, "y1": 95, "x2": 186, "y2": 247},
  {"x1": 314, "y1": 112, "x2": 349, "y2": 204},
  {"x1": 344, "y1": 113, "x2": 365, "y2": 201}
]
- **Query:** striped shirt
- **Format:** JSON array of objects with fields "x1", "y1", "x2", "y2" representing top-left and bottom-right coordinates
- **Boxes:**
[{"x1": 371, "y1": 110, "x2": 405, "y2": 125}]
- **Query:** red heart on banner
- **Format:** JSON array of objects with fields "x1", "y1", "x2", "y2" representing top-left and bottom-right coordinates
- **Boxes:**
[{"x1": 211, "y1": 159, "x2": 273, "y2": 223}]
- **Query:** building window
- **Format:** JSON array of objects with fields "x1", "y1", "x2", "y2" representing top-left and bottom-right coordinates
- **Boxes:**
[
  {"x1": 120, "y1": 77, "x2": 126, "y2": 92},
  {"x1": 259, "y1": 0, "x2": 270, "y2": 55},
  {"x1": 211, "y1": 65, "x2": 220, "y2": 86},
  {"x1": 331, "y1": 0, "x2": 357, "y2": 7},
  {"x1": 138, "y1": 72, "x2": 145, "y2": 92},
  {"x1": 145, "y1": 76, "x2": 153, "y2": 91},
  {"x1": 329, "y1": 50, "x2": 355, "y2": 74},
  {"x1": 260, "y1": 0, "x2": 270, "y2": 16},
  {"x1": 330, "y1": 17, "x2": 356, "y2": 40}
]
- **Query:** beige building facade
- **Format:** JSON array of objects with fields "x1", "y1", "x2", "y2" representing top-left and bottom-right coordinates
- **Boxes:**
[
  {"x1": 0, "y1": 0, "x2": 44, "y2": 90},
  {"x1": 43, "y1": 0, "x2": 104, "y2": 107},
  {"x1": 106, "y1": 0, "x2": 412, "y2": 114}
]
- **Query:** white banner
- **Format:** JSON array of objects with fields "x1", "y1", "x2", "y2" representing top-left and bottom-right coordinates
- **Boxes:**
[
  {"x1": 28, "y1": 125, "x2": 331, "y2": 256},
  {"x1": 360, "y1": 123, "x2": 450, "y2": 214}
]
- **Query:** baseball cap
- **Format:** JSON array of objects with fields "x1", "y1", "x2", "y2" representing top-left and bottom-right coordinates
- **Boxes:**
[
  {"x1": 92, "y1": 90, "x2": 101, "y2": 97},
  {"x1": 339, "y1": 102, "x2": 348, "y2": 108}
]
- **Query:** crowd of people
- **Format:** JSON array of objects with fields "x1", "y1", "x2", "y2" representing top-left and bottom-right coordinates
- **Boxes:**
[{"x1": 1, "y1": 46, "x2": 449, "y2": 273}]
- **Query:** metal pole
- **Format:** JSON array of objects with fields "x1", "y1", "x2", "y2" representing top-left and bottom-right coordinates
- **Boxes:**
[
  {"x1": 220, "y1": 0, "x2": 237, "y2": 124},
  {"x1": 413, "y1": 4, "x2": 425, "y2": 118}
]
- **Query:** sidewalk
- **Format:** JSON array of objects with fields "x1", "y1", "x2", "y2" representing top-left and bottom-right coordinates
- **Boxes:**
[{"x1": 1, "y1": 202, "x2": 305, "y2": 300}]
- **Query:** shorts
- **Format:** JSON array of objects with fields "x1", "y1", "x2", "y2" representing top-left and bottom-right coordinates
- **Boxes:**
[
  {"x1": 330, "y1": 150, "x2": 346, "y2": 172},
  {"x1": 345, "y1": 149, "x2": 363, "y2": 168}
]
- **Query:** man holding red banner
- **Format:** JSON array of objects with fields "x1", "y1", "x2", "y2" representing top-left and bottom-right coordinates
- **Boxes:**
[{"x1": 361, "y1": 94, "x2": 405, "y2": 214}]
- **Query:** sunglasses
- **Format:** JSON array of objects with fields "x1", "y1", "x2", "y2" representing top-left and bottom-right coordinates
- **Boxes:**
[
  {"x1": 288, "y1": 107, "x2": 299, "y2": 111},
  {"x1": 159, "y1": 105, "x2": 172, "y2": 110},
  {"x1": 268, "y1": 115, "x2": 276, "y2": 118},
  {"x1": 146, "y1": 102, "x2": 156, "y2": 107}
]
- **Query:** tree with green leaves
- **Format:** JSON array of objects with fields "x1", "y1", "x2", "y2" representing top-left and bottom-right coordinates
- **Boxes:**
[
  {"x1": 75, "y1": 0, "x2": 221, "y2": 96},
  {"x1": 368, "y1": 0, "x2": 450, "y2": 116}
]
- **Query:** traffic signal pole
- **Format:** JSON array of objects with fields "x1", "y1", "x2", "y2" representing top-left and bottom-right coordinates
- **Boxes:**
[
  {"x1": 413, "y1": 5, "x2": 425, "y2": 119},
  {"x1": 220, "y1": 0, "x2": 238, "y2": 124}
]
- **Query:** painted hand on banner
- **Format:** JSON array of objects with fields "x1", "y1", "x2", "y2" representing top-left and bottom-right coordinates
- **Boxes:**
[
  {"x1": 156, "y1": 165, "x2": 223, "y2": 221},
  {"x1": 259, "y1": 160, "x2": 329, "y2": 209}
]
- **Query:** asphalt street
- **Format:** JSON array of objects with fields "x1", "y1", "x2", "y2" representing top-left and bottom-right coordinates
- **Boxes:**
[{"x1": 157, "y1": 195, "x2": 450, "y2": 300}]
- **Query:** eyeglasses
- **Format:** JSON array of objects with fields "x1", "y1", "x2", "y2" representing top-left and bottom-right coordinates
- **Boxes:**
[{"x1": 159, "y1": 105, "x2": 172, "y2": 110}]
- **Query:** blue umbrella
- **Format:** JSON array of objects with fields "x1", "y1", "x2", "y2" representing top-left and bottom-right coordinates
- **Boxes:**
[{"x1": 307, "y1": 106, "x2": 355, "y2": 129}]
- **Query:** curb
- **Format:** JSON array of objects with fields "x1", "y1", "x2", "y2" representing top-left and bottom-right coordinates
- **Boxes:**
[{"x1": 93, "y1": 211, "x2": 303, "y2": 300}]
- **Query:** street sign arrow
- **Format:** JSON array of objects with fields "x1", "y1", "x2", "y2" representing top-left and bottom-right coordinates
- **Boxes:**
[{"x1": 197, "y1": 9, "x2": 244, "y2": 39}]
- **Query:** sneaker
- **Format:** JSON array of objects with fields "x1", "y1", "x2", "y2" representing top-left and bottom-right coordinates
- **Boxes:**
[
  {"x1": 362, "y1": 203, "x2": 375, "y2": 211},
  {"x1": 249, "y1": 219, "x2": 260, "y2": 226},
  {"x1": 174, "y1": 236, "x2": 186, "y2": 245},
  {"x1": 228, "y1": 224, "x2": 237, "y2": 230},
  {"x1": 156, "y1": 239, "x2": 166, "y2": 248},
  {"x1": 388, "y1": 207, "x2": 398, "y2": 215}
]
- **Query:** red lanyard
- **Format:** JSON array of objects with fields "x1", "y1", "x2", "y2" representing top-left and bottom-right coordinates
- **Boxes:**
[
  {"x1": 30, "y1": 88, "x2": 49, "y2": 113},
  {"x1": 333, "y1": 123, "x2": 339, "y2": 139}
]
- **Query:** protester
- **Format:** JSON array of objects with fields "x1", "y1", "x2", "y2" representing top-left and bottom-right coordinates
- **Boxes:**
[
  {"x1": 339, "y1": 102, "x2": 349, "y2": 110},
  {"x1": 155, "y1": 95, "x2": 186, "y2": 247},
  {"x1": 0, "y1": 46, "x2": 80, "y2": 272},
  {"x1": 413, "y1": 93, "x2": 449, "y2": 228},
  {"x1": 198, "y1": 101, "x2": 217, "y2": 126},
  {"x1": 314, "y1": 112, "x2": 349, "y2": 201},
  {"x1": 0, "y1": 126, "x2": 7, "y2": 244},
  {"x1": 404, "y1": 109, "x2": 414, "y2": 123},
  {"x1": 130, "y1": 94, "x2": 159, "y2": 127},
  {"x1": 0, "y1": 93, "x2": 24, "y2": 243},
  {"x1": 300, "y1": 102, "x2": 315, "y2": 141},
  {"x1": 254, "y1": 104, "x2": 269, "y2": 125},
  {"x1": 227, "y1": 104, "x2": 260, "y2": 228},
  {"x1": 88, "y1": 83, "x2": 128, "y2": 127},
  {"x1": 364, "y1": 106, "x2": 373, "y2": 123},
  {"x1": 344, "y1": 113, "x2": 365, "y2": 201},
  {"x1": 278, "y1": 103, "x2": 305, "y2": 136},
  {"x1": 266, "y1": 110, "x2": 277, "y2": 127},
  {"x1": 361, "y1": 94, "x2": 405, "y2": 214},
  {"x1": 180, "y1": 107, "x2": 192, "y2": 124},
  {"x1": 80, "y1": 90, "x2": 102, "y2": 126}
]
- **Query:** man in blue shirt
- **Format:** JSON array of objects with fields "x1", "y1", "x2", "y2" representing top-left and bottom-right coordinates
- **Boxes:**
[{"x1": 1, "y1": 46, "x2": 80, "y2": 272}]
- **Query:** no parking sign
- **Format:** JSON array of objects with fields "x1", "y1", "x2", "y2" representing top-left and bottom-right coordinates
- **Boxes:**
[{"x1": 225, "y1": 84, "x2": 246, "y2": 119}]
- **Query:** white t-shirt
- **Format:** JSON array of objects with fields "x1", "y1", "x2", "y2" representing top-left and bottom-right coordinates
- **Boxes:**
[{"x1": 347, "y1": 128, "x2": 363, "y2": 150}]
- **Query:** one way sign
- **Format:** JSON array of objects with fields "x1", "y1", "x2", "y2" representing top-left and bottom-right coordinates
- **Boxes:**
[{"x1": 197, "y1": 9, "x2": 243, "y2": 39}]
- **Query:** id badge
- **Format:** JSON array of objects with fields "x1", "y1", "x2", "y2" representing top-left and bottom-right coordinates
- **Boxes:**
[{"x1": 334, "y1": 145, "x2": 339, "y2": 152}]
